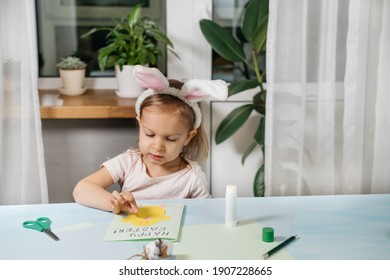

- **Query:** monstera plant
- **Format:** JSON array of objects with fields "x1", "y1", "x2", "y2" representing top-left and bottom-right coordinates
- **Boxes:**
[{"x1": 200, "y1": 0, "x2": 269, "y2": 196}]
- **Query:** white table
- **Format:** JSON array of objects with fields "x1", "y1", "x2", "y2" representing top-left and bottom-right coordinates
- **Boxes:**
[{"x1": 1, "y1": 194, "x2": 389, "y2": 260}]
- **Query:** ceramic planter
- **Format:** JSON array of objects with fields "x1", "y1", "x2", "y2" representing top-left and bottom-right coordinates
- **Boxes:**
[
  {"x1": 59, "y1": 68, "x2": 86, "y2": 96},
  {"x1": 115, "y1": 65, "x2": 144, "y2": 98}
]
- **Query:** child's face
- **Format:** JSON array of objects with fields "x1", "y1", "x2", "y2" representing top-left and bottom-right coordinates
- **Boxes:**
[{"x1": 137, "y1": 105, "x2": 197, "y2": 168}]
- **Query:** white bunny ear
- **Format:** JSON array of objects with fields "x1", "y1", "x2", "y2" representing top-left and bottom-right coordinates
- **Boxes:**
[
  {"x1": 182, "y1": 79, "x2": 228, "y2": 103},
  {"x1": 133, "y1": 65, "x2": 169, "y2": 90}
]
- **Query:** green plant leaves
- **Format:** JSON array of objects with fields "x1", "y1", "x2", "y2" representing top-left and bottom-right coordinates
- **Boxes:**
[
  {"x1": 253, "y1": 16, "x2": 268, "y2": 53},
  {"x1": 148, "y1": 29, "x2": 174, "y2": 48},
  {"x1": 241, "y1": 116, "x2": 265, "y2": 165},
  {"x1": 56, "y1": 56, "x2": 86, "y2": 70},
  {"x1": 81, "y1": 5, "x2": 176, "y2": 71},
  {"x1": 228, "y1": 80, "x2": 259, "y2": 97},
  {"x1": 253, "y1": 90, "x2": 266, "y2": 114},
  {"x1": 253, "y1": 165, "x2": 265, "y2": 197},
  {"x1": 254, "y1": 116, "x2": 265, "y2": 146},
  {"x1": 242, "y1": 141, "x2": 257, "y2": 165},
  {"x1": 242, "y1": 0, "x2": 269, "y2": 43},
  {"x1": 199, "y1": 0, "x2": 269, "y2": 197},
  {"x1": 128, "y1": 5, "x2": 141, "y2": 27},
  {"x1": 199, "y1": 19, "x2": 245, "y2": 62},
  {"x1": 215, "y1": 104, "x2": 254, "y2": 144},
  {"x1": 80, "y1": 27, "x2": 98, "y2": 38}
]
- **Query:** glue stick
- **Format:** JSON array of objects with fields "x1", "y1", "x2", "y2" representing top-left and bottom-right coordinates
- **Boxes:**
[{"x1": 225, "y1": 184, "x2": 237, "y2": 227}]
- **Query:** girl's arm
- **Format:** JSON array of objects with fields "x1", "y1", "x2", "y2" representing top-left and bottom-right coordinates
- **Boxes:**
[
  {"x1": 73, "y1": 166, "x2": 127, "y2": 213},
  {"x1": 73, "y1": 167, "x2": 139, "y2": 213}
]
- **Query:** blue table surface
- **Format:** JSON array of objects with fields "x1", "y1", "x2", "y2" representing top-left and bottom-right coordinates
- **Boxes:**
[{"x1": 1, "y1": 194, "x2": 389, "y2": 260}]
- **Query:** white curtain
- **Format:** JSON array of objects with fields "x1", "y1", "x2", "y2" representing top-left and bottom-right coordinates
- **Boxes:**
[
  {"x1": 0, "y1": 0, "x2": 48, "y2": 204},
  {"x1": 265, "y1": 0, "x2": 390, "y2": 195}
]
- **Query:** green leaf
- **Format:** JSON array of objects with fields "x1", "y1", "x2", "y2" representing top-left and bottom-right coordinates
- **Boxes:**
[
  {"x1": 242, "y1": 0, "x2": 269, "y2": 42},
  {"x1": 128, "y1": 5, "x2": 141, "y2": 28},
  {"x1": 252, "y1": 16, "x2": 268, "y2": 53},
  {"x1": 97, "y1": 55, "x2": 108, "y2": 72},
  {"x1": 253, "y1": 90, "x2": 266, "y2": 115},
  {"x1": 253, "y1": 117, "x2": 265, "y2": 146},
  {"x1": 199, "y1": 19, "x2": 245, "y2": 62},
  {"x1": 253, "y1": 165, "x2": 265, "y2": 197},
  {"x1": 116, "y1": 57, "x2": 127, "y2": 68},
  {"x1": 97, "y1": 44, "x2": 120, "y2": 71},
  {"x1": 228, "y1": 80, "x2": 259, "y2": 97},
  {"x1": 148, "y1": 29, "x2": 174, "y2": 48},
  {"x1": 104, "y1": 55, "x2": 118, "y2": 70},
  {"x1": 242, "y1": 141, "x2": 258, "y2": 165},
  {"x1": 138, "y1": 50, "x2": 147, "y2": 65},
  {"x1": 98, "y1": 44, "x2": 116, "y2": 57},
  {"x1": 80, "y1": 27, "x2": 98, "y2": 38},
  {"x1": 168, "y1": 47, "x2": 181, "y2": 60},
  {"x1": 215, "y1": 104, "x2": 254, "y2": 144}
]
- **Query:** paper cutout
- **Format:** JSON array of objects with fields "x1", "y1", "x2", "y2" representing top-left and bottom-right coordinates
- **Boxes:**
[
  {"x1": 121, "y1": 205, "x2": 171, "y2": 226},
  {"x1": 173, "y1": 222, "x2": 294, "y2": 260},
  {"x1": 103, "y1": 204, "x2": 184, "y2": 241}
]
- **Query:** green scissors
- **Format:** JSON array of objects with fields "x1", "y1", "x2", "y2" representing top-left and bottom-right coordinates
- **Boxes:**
[{"x1": 22, "y1": 217, "x2": 60, "y2": 241}]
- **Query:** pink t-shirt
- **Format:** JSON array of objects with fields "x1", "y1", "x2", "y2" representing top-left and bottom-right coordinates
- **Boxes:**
[{"x1": 102, "y1": 149, "x2": 210, "y2": 200}]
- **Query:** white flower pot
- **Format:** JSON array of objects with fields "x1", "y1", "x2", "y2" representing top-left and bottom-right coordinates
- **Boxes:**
[
  {"x1": 59, "y1": 68, "x2": 86, "y2": 96},
  {"x1": 115, "y1": 65, "x2": 144, "y2": 98}
]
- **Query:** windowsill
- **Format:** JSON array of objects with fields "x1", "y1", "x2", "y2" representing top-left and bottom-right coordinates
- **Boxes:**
[{"x1": 39, "y1": 89, "x2": 136, "y2": 119}]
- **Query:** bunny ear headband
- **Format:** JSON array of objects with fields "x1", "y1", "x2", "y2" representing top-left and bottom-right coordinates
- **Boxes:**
[{"x1": 133, "y1": 65, "x2": 228, "y2": 129}]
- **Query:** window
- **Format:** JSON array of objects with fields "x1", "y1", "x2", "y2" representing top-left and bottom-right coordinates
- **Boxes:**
[
  {"x1": 35, "y1": 0, "x2": 253, "y2": 85},
  {"x1": 35, "y1": 0, "x2": 166, "y2": 78}
]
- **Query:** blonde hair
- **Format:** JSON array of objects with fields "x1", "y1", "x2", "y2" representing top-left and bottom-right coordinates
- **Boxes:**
[{"x1": 138, "y1": 79, "x2": 209, "y2": 162}]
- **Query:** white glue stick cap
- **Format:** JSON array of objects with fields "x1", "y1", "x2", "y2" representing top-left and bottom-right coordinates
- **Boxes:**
[{"x1": 226, "y1": 184, "x2": 237, "y2": 195}]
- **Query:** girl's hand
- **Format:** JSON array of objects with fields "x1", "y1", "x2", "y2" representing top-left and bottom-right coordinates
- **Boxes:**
[{"x1": 110, "y1": 191, "x2": 139, "y2": 214}]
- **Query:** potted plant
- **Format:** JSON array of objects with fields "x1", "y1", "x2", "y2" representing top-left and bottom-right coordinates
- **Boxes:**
[
  {"x1": 81, "y1": 4, "x2": 176, "y2": 98},
  {"x1": 56, "y1": 56, "x2": 87, "y2": 96},
  {"x1": 200, "y1": 0, "x2": 269, "y2": 196}
]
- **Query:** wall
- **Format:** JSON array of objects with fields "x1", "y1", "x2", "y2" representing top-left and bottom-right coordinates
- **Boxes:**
[
  {"x1": 210, "y1": 102, "x2": 262, "y2": 198},
  {"x1": 42, "y1": 119, "x2": 138, "y2": 202}
]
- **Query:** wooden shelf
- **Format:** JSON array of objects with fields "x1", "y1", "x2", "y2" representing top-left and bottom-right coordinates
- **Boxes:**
[{"x1": 39, "y1": 89, "x2": 136, "y2": 119}]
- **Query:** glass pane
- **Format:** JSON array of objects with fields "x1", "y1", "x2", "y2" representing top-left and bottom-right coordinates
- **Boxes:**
[
  {"x1": 212, "y1": 0, "x2": 265, "y2": 82},
  {"x1": 36, "y1": 0, "x2": 166, "y2": 77}
]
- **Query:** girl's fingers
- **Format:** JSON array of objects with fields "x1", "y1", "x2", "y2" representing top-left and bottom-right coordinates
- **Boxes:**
[
  {"x1": 121, "y1": 192, "x2": 139, "y2": 213},
  {"x1": 110, "y1": 199, "x2": 122, "y2": 214},
  {"x1": 124, "y1": 202, "x2": 139, "y2": 214},
  {"x1": 112, "y1": 191, "x2": 138, "y2": 214},
  {"x1": 112, "y1": 190, "x2": 125, "y2": 204}
]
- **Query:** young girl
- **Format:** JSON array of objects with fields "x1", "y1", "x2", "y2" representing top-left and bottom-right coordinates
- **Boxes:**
[{"x1": 73, "y1": 65, "x2": 227, "y2": 214}]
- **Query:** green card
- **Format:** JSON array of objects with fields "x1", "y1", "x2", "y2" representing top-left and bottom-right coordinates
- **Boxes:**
[{"x1": 174, "y1": 222, "x2": 294, "y2": 260}]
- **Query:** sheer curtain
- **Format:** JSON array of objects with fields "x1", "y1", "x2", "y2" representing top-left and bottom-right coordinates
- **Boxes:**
[
  {"x1": 0, "y1": 0, "x2": 48, "y2": 204},
  {"x1": 265, "y1": 0, "x2": 390, "y2": 196}
]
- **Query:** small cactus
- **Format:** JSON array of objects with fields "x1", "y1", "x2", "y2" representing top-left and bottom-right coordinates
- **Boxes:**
[{"x1": 56, "y1": 56, "x2": 87, "y2": 70}]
